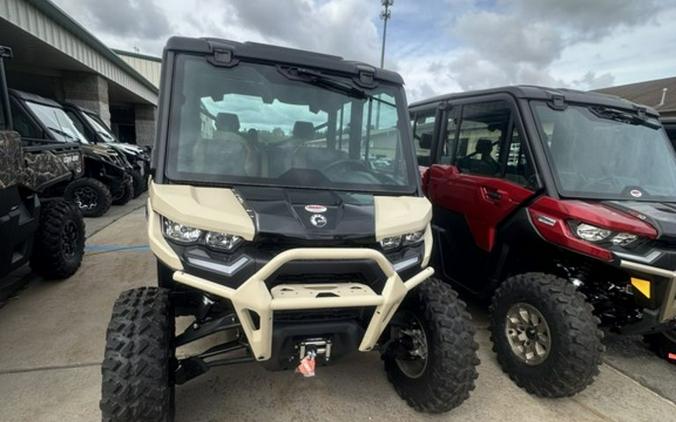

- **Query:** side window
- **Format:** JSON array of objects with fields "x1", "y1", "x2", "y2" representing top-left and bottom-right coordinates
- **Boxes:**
[
  {"x1": 411, "y1": 110, "x2": 435, "y2": 166},
  {"x1": 10, "y1": 100, "x2": 42, "y2": 139},
  {"x1": 455, "y1": 101, "x2": 509, "y2": 177},
  {"x1": 439, "y1": 107, "x2": 458, "y2": 164},
  {"x1": 504, "y1": 125, "x2": 536, "y2": 188}
]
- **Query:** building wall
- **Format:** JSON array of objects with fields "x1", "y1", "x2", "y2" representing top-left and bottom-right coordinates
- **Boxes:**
[{"x1": 116, "y1": 52, "x2": 161, "y2": 89}]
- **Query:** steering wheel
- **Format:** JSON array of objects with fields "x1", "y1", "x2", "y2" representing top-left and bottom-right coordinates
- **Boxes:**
[{"x1": 323, "y1": 159, "x2": 371, "y2": 173}]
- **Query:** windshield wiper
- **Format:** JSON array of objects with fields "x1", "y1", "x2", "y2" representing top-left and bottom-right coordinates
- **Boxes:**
[
  {"x1": 278, "y1": 66, "x2": 396, "y2": 107},
  {"x1": 589, "y1": 106, "x2": 661, "y2": 129},
  {"x1": 47, "y1": 126, "x2": 77, "y2": 140}
]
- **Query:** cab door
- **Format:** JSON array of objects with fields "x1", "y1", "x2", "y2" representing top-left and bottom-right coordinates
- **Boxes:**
[{"x1": 427, "y1": 98, "x2": 538, "y2": 293}]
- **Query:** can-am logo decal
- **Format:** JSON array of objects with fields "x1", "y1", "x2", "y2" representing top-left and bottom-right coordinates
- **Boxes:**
[
  {"x1": 629, "y1": 189, "x2": 643, "y2": 198},
  {"x1": 310, "y1": 214, "x2": 328, "y2": 228},
  {"x1": 305, "y1": 204, "x2": 327, "y2": 213}
]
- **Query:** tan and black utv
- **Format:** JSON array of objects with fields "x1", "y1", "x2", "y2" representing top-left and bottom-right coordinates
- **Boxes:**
[{"x1": 100, "y1": 37, "x2": 480, "y2": 420}]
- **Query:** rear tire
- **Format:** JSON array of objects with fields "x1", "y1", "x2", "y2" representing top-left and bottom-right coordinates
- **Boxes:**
[
  {"x1": 112, "y1": 179, "x2": 133, "y2": 205},
  {"x1": 101, "y1": 287, "x2": 175, "y2": 422},
  {"x1": 29, "y1": 200, "x2": 85, "y2": 279},
  {"x1": 490, "y1": 273, "x2": 604, "y2": 397},
  {"x1": 131, "y1": 170, "x2": 147, "y2": 198},
  {"x1": 64, "y1": 177, "x2": 112, "y2": 217},
  {"x1": 384, "y1": 278, "x2": 479, "y2": 413},
  {"x1": 644, "y1": 330, "x2": 676, "y2": 363}
]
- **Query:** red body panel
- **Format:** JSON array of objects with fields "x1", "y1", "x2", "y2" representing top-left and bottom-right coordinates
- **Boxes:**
[
  {"x1": 528, "y1": 197, "x2": 658, "y2": 262},
  {"x1": 427, "y1": 164, "x2": 534, "y2": 251}
]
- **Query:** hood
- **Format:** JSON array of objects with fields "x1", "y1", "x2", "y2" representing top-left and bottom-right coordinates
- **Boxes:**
[
  {"x1": 236, "y1": 186, "x2": 375, "y2": 243},
  {"x1": 604, "y1": 201, "x2": 676, "y2": 241},
  {"x1": 111, "y1": 142, "x2": 147, "y2": 156}
]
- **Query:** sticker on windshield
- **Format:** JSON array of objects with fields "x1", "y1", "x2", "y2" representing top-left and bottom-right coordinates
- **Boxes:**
[
  {"x1": 305, "y1": 205, "x2": 327, "y2": 213},
  {"x1": 629, "y1": 189, "x2": 643, "y2": 198}
]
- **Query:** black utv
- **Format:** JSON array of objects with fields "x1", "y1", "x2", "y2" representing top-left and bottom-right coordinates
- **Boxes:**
[
  {"x1": 0, "y1": 46, "x2": 85, "y2": 289},
  {"x1": 63, "y1": 103, "x2": 150, "y2": 197},
  {"x1": 9, "y1": 90, "x2": 134, "y2": 216},
  {"x1": 100, "y1": 36, "x2": 480, "y2": 421}
]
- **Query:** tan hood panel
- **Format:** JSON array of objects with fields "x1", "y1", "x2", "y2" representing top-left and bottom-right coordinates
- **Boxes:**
[
  {"x1": 374, "y1": 196, "x2": 432, "y2": 240},
  {"x1": 149, "y1": 182, "x2": 256, "y2": 240}
]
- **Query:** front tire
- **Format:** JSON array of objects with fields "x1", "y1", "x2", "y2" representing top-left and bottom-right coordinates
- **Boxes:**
[
  {"x1": 101, "y1": 287, "x2": 175, "y2": 422},
  {"x1": 112, "y1": 179, "x2": 134, "y2": 206},
  {"x1": 644, "y1": 330, "x2": 676, "y2": 363},
  {"x1": 490, "y1": 273, "x2": 604, "y2": 397},
  {"x1": 64, "y1": 177, "x2": 112, "y2": 217},
  {"x1": 384, "y1": 278, "x2": 479, "y2": 413},
  {"x1": 29, "y1": 200, "x2": 85, "y2": 279}
]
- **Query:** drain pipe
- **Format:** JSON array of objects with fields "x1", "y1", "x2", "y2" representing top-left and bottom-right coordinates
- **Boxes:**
[{"x1": 656, "y1": 87, "x2": 668, "y2": 108}]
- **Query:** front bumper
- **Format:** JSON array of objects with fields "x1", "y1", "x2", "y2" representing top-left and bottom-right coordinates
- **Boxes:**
[
  {"x1": 171, "y1": 247, "x2": 434, "y2": 361},
  {"x1": 619, "y1": 259, "x2": 676, "y2": 333}
]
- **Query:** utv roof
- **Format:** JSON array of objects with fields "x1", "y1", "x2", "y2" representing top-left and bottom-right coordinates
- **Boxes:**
[
  {"x1": 10, "y1": 89, "x2": 63, "y2": 109},
  {"x1": 164, "y1": 36, "x2": 404, "y2": 85},
  {"x1": 63, "y1": 102, "x2": 98, "y2": 116},
  {"x1": 409, "y1": 85, "x2": 660, "y2": 117}
]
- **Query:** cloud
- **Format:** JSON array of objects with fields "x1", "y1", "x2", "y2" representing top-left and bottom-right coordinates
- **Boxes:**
[
  {"x1": 397, "y1": 0, "x2": 674, "y2": 98},
  {"x1": 64, "y1": 0, "x2": 171, "y2": 39}
]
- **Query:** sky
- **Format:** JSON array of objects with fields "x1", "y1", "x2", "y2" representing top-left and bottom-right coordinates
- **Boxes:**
[{"x1": 52, "y1": 0, "x2": 676, "y2": 102}]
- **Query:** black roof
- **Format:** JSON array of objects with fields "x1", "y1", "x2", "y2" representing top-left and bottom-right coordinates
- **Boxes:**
[
  {"x1": 9, "y1": 89, "x2": 63, "y2": 109},
  {"x1": 409, "y1": 85, "x2": 660, "y2": 117},
  {"x1": 164, "y1": 36, "x2": 404, "y2": 85}
]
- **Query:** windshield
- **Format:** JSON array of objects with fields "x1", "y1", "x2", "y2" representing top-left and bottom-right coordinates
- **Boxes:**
[
  {"x1": 25, "y1": 101, "x2": 89, "y2": 144},
  {"x1": 83, "y1": 112, "x2": 117, "y2": 143},
  {"x1": 532, "y1": 101, "x2": 676, "y2": 202},
  {"x1": 165, "y1": 55, "x2": 416, "y2": 194}
]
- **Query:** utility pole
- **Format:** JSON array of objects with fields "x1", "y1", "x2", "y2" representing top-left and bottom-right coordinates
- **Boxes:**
[{"x1": 379, "y1": 0, "x2": 393, "y2": 68}]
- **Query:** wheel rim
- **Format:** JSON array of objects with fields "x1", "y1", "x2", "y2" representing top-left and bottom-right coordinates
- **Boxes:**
[
  {"x1": 73, "y1": 186, "x2": 98, "y2": 210},
  {"x1": 393, "y1": 311, "x2": 429, "y2": 379},
  {"x1": 61, "y1": 220, "x2": 79, "y2": 258},
  {"x1": 505, "y1": 302, "x2": 551, "y2": 365}
]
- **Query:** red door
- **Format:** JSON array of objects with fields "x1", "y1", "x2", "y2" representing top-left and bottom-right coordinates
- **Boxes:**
[{"x1": 428, "y1": 164, "x2": 534, "y2": 251}]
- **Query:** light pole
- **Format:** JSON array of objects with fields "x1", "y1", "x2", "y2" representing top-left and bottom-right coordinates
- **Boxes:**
[{"x1": 379, "y1": 0, "x2": 393, "y2": 68}]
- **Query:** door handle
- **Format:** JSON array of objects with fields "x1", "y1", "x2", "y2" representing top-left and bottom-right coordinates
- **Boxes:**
[{"x1": 482, "y1": 187, "x2": 502, "y2": 201}]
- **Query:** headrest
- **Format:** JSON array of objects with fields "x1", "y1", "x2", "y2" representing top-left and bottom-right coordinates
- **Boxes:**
[
  {"x1": 293, "y1": 121, "x2": 315, "y2": 140},
  {"x1": 215, "y1": 113, "x2": 240, "y2": 132},
  {"x1": 476, "y1": 138, "x2": 493, "y2": 154}
]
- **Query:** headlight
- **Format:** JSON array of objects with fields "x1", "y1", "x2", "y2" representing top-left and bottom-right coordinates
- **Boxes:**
[
  {"x1": 610, "y1": 232, "x2": 638, "y2": 246},
  {"x1": 379, "y1": 230, "x2": 426, "y2": 250},
  {"x1": 575, "y1": 223, "x2": 611, "y2": 242},
  {"x1": 379, "y1": 236, "x2": 401, "y2": 250},
  {"x1": 205, "y1": 232, "x2": 242, "y2": 251},
  {"x1": 573, "y1": 222, "x2": 639, "y2": 247},
  {"x1": 163, "y1": 217, "x2": 202, "y2": 243},
  {"x1": 403, "y1": 230, "x2": 425, "y2": 245}
]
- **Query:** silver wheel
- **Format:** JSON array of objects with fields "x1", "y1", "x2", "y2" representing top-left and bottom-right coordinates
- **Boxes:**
[
  {"x1": 505, "y1": 302, "x2": 551, "y2": 365},
  {"x1": 393, "y1": 311, "x2": 429, "y2": 379}
]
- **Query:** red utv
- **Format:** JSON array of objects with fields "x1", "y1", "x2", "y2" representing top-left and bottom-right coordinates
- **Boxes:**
[{"x1": 409, "y1": 86, "x2": 676, "y2": 397}]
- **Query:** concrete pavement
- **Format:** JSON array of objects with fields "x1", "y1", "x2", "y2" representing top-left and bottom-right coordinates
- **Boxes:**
[{"x1": 0, "y1": 198, "x2": 674, "y2": 422}]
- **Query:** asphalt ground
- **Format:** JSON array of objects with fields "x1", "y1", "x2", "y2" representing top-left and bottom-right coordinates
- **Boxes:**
[{"x1": 0, "y1": 196, "x2": 674, "y2": 421}]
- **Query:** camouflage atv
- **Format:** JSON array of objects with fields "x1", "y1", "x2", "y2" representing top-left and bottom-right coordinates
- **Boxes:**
[
  {"x1": 9, "y1": 89, "x2": 134, "y2": 217},
  {"x1": 0, "y1": 46, "x2": 85, "y2": 285}
]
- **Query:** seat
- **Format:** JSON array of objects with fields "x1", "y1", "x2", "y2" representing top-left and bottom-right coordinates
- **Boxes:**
[
  {"x1": 289, "y1": 121, "x2": 348, "y2": 171},
  {"x1": 193, "y1": 113, "x2": 261, "y2": 176}
]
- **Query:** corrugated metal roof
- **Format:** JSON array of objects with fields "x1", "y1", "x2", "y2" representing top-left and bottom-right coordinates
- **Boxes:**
[
  {"x1": 596, "y1": 76, "x2": 676, "y2": 113},
  {"x1": 0, "y1": 0, "x2": 158, "y2": 104}
]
